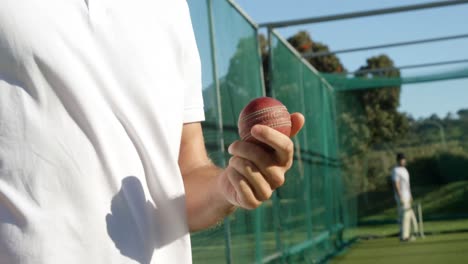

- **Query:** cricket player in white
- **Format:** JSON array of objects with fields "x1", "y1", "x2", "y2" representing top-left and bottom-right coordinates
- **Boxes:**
[{"x1": 392, "y1": 153, "x2": 419, "y2": 241}]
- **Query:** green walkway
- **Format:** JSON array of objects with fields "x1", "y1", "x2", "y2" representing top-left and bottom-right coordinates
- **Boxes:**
[{"x1": 332, "y1": 232, "x2": 468, "y2": 264}]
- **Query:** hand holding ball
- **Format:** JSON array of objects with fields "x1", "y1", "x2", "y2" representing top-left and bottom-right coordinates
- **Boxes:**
[
  {"x1": 222, "y1": 97, "x2": 302, "y2": 210},
  {"x1": 238, "y1": 97, "x2": 291, "y2": 147}
]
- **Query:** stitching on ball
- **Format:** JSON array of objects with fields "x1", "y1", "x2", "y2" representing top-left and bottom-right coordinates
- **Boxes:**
[{"x1": 240, "y1": 105, "x2": 287, "y2": 122}]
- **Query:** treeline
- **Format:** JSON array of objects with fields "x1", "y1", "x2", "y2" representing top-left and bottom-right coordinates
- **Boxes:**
[
  {"x1": 263, "y1": 30, "x2": 468, "y2": 195},
  {"x1": 261, "y1": 31, "x2": 409, "y2": 149},
  {"x1": 400, "y1": 110, "x2": 468, "y2": 149}
]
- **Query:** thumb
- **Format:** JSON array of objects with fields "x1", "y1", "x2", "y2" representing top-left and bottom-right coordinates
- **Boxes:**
[{"x1": 290, "y1": 112, "x2": 305, "y2": 138}]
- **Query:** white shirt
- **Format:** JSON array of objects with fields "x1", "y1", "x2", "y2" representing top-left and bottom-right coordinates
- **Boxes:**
[
  {"x1": 0, "y1": 0, "x2": 203, "y2": 263},
  {"x1": 392, "y1": 166, "x2": 412, "y2": 203}
]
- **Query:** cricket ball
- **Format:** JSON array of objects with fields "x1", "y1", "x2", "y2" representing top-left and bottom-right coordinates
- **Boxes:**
[{"x1": 238, "y1": 97, "x2": 291, "y2": 145}]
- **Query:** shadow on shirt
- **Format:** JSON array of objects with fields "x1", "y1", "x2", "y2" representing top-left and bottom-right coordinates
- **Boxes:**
[{"x1": 106, "y1": 176, "x2": 187, "y2": 264}]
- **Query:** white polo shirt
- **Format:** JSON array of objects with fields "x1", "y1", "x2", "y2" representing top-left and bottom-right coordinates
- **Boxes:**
[
  {"x1": 0, "y1": 0, "x2": 203, "y2": 263},
  {"x1": 392, "y1": 166, "x2": 412, "y2": 203}
]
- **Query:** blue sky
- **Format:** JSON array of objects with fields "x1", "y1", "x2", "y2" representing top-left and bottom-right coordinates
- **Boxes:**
[{"x1": 235, "y1": 0, "x2": 468, "y2": 119}]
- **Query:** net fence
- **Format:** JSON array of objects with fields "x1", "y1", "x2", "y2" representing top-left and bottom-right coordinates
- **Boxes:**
[
  {"x1": 187, "y1": 0, "x2": 468, "y2": 263},
  {"x1": 188, "y1": 0, "x2": 356, "y2": 263}
]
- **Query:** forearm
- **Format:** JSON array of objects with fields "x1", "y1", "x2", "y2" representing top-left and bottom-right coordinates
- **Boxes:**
[
  {"x1": 183, "y1": 163, "x2": 236, "y2": 232},
  {"x1": 395, "y1": 181, "x2": 403, "y2": 200}
]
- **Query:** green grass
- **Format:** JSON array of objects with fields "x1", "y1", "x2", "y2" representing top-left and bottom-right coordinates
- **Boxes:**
[
  {"x1": 332, "y1": 232, "x2": 468, "y2": 264},
  {"x1": 345, "y1": 218, "x2": 468, "y2": 239},
  {"x1": 360, "y1": 180, "x2": 468, "y2": 222},
  {"x1": 190, "y1": 178, "x2": 468, "y2": 264},
  {"x1": 191, "y1": 218, "x2": 468, "y2": 263}
]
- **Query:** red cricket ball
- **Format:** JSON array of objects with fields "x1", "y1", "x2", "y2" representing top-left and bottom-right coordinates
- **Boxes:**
[{"x1": 238, "y1": 97, "x2": 291, "y2": 146}]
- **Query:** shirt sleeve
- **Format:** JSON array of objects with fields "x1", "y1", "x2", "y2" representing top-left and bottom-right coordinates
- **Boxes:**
[{"x1": 180, "y1": 1, "x2": 205, "y2": 124}]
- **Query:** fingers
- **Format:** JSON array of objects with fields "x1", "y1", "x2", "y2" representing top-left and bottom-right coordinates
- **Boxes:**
[
  {"x1": 250, "y1": 125, "x2": 294, "y2": 167},
  {"x1": 290, "y1": 112, "x2": 305, "y2": 138},
  {"x1": 229, "y1": 156, "x2": 273, "y2": 201},
  {"x1": 233, "y1": 112, "x2": 304, "y2": 167},
  {"x1": 224, "y1": 113, "x2": 304, "y2": 210},
  {"x1": 228, "y1": 140, "x2": 286, "y2": 190},
  {"x1": 226, "y1": 167, "x2": 261, "y2": 209}
]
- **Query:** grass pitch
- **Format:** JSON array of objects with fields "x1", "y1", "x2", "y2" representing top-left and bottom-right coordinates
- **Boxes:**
[{"x1": 332, "y1": 232, "x2": 468, "y2": 264}]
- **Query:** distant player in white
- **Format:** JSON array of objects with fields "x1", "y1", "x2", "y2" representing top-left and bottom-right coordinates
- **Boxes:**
[{"x1": 392, "y1": 153, "x2": 418, "y2": 241}]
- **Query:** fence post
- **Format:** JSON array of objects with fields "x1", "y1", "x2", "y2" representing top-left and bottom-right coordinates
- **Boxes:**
[
  {"x1": 206, "y1": 0, "x2": 232, "y2": 263},
  {"x1": 417, "y1": 202, "x2": 425, "y2": 238}
]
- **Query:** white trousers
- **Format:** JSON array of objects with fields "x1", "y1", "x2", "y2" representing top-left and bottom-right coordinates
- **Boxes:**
[{"x1": 398, "y1": 201, "x2": 419, "y2": 239}]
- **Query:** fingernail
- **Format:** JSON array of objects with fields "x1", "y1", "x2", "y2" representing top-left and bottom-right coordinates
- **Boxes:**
[
  {"x1": 228, "y1": 144, "x2": 233, "y2": 154},
  {"x1": 251, "y1": 125, "x2": 262, "y2": 135}
]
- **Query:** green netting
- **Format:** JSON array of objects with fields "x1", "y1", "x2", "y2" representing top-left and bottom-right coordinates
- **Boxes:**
[
  {"x1": 210, "y1": 1, "x2": 267, "y2": 263},
  {"x1": 188, "y1": 1, "x2": 468, "y2": 262},
  {"x1": 269, "y1": 31, "x2": 354, "y2": 262},
  {"x1": 187, "y1": 1, "x2": 227, "y2": 263},
  {"x1": 188, "y1": 1, "x2": 358, "y2": 263},
  {"x1": 189, "y1": 0, "x2": 266, "y2": 263}
]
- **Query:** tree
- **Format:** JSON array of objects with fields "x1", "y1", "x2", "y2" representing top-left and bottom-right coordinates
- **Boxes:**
[
  {"x1": 444, "y1": 112, "x2": 456, "y2": 121},
  {"x1": 286, "y1": 31, "x2": 371, "y2": 151},
  {"x1": 429, "y1": 113, "x2": 441, "y2": 122},
  {"x1": 287, "y1": 31, "x2": 345, "y2": 73},
  {"x1": 258, "y1": 34, "x2": 268, "y2": 57},
  {"x1": 287, "y1": 31, "x2": 372, "y2": 194},
  {"x1": 457, "y1": 109, "x2": 468, "y2": 120},
  {"x1": 260, "y1": 31, "x2": 345, "y2": 92},
  {"x1": 355, "y1": 55, "x2": 409, "y2": 145},
  {"x1": 456, "y1": 109, "x2": 468, "y2": 146}
]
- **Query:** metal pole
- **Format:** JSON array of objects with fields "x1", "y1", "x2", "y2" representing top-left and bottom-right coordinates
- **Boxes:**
[
  {"x1": 418, "y1": 202, "x2": 425, "y2": 238},
  {"x1": 352, "y1": 59, "x2": 468, "y2": 75},
  {"x1": 259, "y1": 0, "x2": 468, "y2": 28},
  {"x1": 255, "y1": 207, "x2": 264, "y2": 263},
  {"x1": 303, "y1": 34, "x2": 468, "y2": 59},
  {"x1": 268, "y1": 28, "x2": 284, "y2": 262},
  {"x1": 226, "y1": 0, "x2": 259, "y2": 28},
  {"x1": 207, "y1": 0, "x2": 232, "y2": 262},
  {"x1": 267, "y1": 28, "x2": 274, "y2": 97},
  {"x1": 206, "y1": 1, "x2": 224, "y2": 156},
  {"x1": 301, "y1": 67, "x2": 314, "y2": 243}
]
